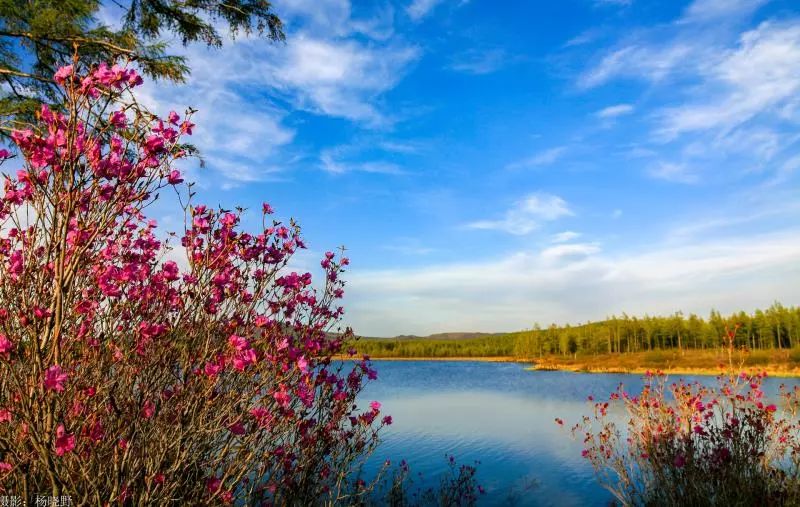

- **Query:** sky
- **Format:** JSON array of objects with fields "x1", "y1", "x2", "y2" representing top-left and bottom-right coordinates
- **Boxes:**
[{"x1": 103, "y1": 0, "x2": 800, "y2": 336}]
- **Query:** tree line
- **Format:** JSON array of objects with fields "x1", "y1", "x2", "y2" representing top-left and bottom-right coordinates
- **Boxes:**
[{"x1": 355, "y1": 303, "x2": 800, "y2": 359}]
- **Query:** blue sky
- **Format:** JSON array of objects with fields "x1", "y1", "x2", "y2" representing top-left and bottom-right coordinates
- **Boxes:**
[{"x1": 107, "y1": 0, "x2": 800, "y2": 336}]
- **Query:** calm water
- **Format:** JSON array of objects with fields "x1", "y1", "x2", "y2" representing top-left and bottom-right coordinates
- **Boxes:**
[{"x1": 358, "y1": 361, "x2": 800, "y2": 506}]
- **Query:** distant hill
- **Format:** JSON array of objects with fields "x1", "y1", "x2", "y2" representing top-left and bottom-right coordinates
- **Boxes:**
[{"x1": 366, "y1": 332, "x2": 505, "y2": 341}]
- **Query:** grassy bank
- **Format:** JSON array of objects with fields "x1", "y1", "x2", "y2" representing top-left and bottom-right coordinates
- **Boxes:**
[
  {"x1": 529, "y1": 348, "x2": 800, "y2": 377},
  {"x1": 349, "y1": 343, "x2": 800, "y2": 376}
]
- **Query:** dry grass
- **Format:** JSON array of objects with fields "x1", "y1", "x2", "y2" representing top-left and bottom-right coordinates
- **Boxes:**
[{"x1": 528, "y1": 348, "x2": 800, "y2": 377}]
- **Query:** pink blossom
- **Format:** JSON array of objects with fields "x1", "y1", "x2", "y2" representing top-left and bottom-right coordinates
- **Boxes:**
[
  {"x1": 142, "y1": 400, "x2": 155, "y2": 419},
  {"x1": 0, "y1": 462, "x2": 11, "y2": 472},
  {"x1": 228, "y1": 335, "x2": 249, "y2": 351},
  {"x1": 54, "y1": 65, "x2": 73, "y2": 84},
  {"x1": 54, "y1": 424, "x2": 75, "y2": 456},
  {"x1": 44, "y1": 365, "x2": 68, "y2": 392},
  {"x1": 167, "y1": 170, "x2": 183, "y2": 184},
  {"x1": 0, "y1": 334, "x2": 14, "y2": 358},
  {"x1": 232, "y1": 348, "x2": 257, "y2": 371},
  {"x1": 370, "y1": 401, "x2": 381, "y2": 411},
  {"x1": 0, "y1": 409, "x2": 11, "y2": 423},
  {"x1": 206, "y1": 477, "x2": 222, "y2": 493},
  {"x1": 109, "y1": 110, "x2": 127, "y2": 128},
  {"x1": 228, "y1": 421, "x2": 246, "y2": 435}
]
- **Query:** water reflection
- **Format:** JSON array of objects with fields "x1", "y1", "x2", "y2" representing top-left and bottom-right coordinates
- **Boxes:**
[{"x1": 358, "y1": 361, "x2": 800, "y2": 506}]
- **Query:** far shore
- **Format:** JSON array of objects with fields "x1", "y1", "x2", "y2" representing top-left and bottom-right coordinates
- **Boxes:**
[
  {"x1": 336, "y1": 355, "x2": 525, "y2": 363},
  {"x1": 528, "y1": 363, "x2": 800, "y2": 378},
  {"x1": 340, "y1": 351, "x2": 800, "y2": 378}
]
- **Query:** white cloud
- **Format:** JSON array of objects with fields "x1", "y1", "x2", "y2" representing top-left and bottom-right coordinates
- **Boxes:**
[
  {"x1": 320, "y1": 148, "x2": 405, "y2": 175},
  {"x1": 266, "y1": 36, "x2": 419, "y2": 126},
  {"x1": 345, "y1": 228, "x2": 800, "y2": 335},
  {"x1": 596, "y1": 103, "x2": 634, "y2": 118},
  {"x1": 407, "y1": 0, "x2": 445, "y2": 21},
  {"x1": 448, "y1": 49, "x2": 508, "y2": 75},
  {"x1": 466, "y1": 193, "x2": 573, "y2": 235},
  {"x1": 679, "y1": 0, "x2": 769, "y2": 25},
  {"x1": 594, "y1": 0, "x2": 632, "y2": 6},
  {"x1": 648, "y1": 162, "x2": 699, "y2": 184},
  {"x1": 657, "y1": 22, "x2": 800, "y2": 139},
  {"x1": 579, "y1": 44, "x2": 694, "y2": 89},
  {"x1": 505, "y1": 147, "x2": 567, "y2": 170},
  {"x1": 132, "y1": 0, "x2": 419, "y2": 187},
  {"x1": 551, "y1": 231, "x2": 582, "y2": 243},
  {"x1": 540, "y1": 242, "x2": 602, "y2": 262}
]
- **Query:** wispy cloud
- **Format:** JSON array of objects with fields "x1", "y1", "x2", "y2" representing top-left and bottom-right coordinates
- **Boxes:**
[
  {"x1": 578, "y1": 44, "x2": 694, "y2": 89},
  {"x1": 466, "y1": 193, "x2": 573, "y2": 235},
  {"x1": 265, "y1": 36, "x2": 419, "y2": 126},
  {"x1": 595, "y1": 103, "x2": 634, "y2": 118},
  {"x1": 648, "y1": 162, "x2": 699, "y2": 184},
  {"x1": 129, "y1": 0, "x2": 421, "y2": 187},
  {"x1": 346, "y1": 228, "x2": 800, "y2": 335},
  {"x1": 320, "y1": 148, "x2": 405, "y2": 175},
  {"x1": 678, "y1": 0, "x2": 770, "y2": 25},
  {"x1": 594, "y1": 0, "x2": 633, "y2": 6},
  {"x1": 657, "y1": 22, "x2": 800, "y2": 140},
  {"x1": 506, "y1": 146, "x2": 567, "y2": 170},
  {"x1": 551, "y1": 231, "x2": 582, "y2": 243},
  {"x1": 406, "y1": 0, "x2": 445, "y2": 21},
  {"x1": 448, "y1": 49, "x2": 508, "y2": 75}
]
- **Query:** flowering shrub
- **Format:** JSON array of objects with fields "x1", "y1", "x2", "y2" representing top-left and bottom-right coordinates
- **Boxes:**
[
  {"x1": 569, "y1": 362, "x2": 800, "y2": 505},
  {"x1": 0, "y1": 60, "x2": 389, "y2": 503}
]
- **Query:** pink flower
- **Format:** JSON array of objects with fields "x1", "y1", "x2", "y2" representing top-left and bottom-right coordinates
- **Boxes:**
[
  {"x1": 54, "y1": 65, "x2": 73, "y2": 84},
  {"x1": 109, "y1": 110, "x2": 127, "y2": 128},
  {"x1": 118, "y1": 438, "x2": 128, "y2": 450},
  {"x1": 382, "y1": 415, "x2": 393, "y2": 425},
  {"x1": 0, "y1": 409, "x2": 11, "y2": 423},
  {"x1": 204, "y1": 360, "x2": 224, "y2": 377},
  {"x1": 54, "y1": 424, "x2": 75, "y2": 456},
  {"x1": 44, "y1": 365, "x2": 68, "y2": 392},
  {"x1": 228, "y1": 334, "x2": 249, "y2": 351},
  {"x1": 167, "y1": 111, "x2": 180, "y2": 125},
  {"x1": 370, "y1": 401, "x2": 381, "y2": 411},
  {"x1": 674, "y1": 455, "x2": 686, "y2": 468},
  {"x1": 297, "y1": 356, "x2": 308, "y2": 372},
  {"x1": 765, "y1": 404, "x2": 777, "y2": 413},
  {"x1": 206, "y1": 477, "x2": 222, "y2": 493},
  {"x1": 0, "y1": 149, "x2": 10, "y2": 159},
  {"x1": 228, "y1": 421, "x2": 246, "y2": 435},
  {"x1": 232, "y1": 348, "x2": 257, "y2": 371},
  {"x1": 142, "y1": 400, "x2": 156, "y2": 419},
  {"x1": 167, "y1": 170, "x2": 183, "y2": 184},
  {"x1": 0, "y1": 462, "x2": 11, "y2": 472},
  {"x1": 0, "y1": 334, "x2": 14, "y2": 358}
]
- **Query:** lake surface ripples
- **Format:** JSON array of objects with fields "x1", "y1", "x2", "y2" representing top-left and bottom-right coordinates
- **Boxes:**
[{"x1": 358, "y1": 360, "x2": 800, "y2": 506}]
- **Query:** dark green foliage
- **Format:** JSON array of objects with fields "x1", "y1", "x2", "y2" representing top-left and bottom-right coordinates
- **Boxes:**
[
  {"x1": 0, "y1": 0, "x2": 283, "y2": 131},
  {"x1": 355, "y1": 303, "x2": 800, "y2": 359}
]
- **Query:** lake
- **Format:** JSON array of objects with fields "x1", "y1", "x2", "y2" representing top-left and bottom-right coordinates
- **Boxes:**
[{"x1": 358, "y1": 360, "x2": 800, "y2": 506}]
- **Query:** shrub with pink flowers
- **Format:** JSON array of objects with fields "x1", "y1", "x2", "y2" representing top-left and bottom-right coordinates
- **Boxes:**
[
  {"x1": 570, "y1": 359, "x2": 800, "y2": 505},
  {"x1": 0, "y1": 59, "x2": 391, "y2": 503}
]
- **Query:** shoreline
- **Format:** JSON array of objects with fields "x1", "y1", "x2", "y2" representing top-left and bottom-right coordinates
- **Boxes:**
[
  {"x1": 342, "y1": 355, "x2": 800, "y2": 378},
  {"x1": 528, "y1": 363, "x2": 800, "y2": 378},
  {"x1": 338, "y1": 356, "x2": 525, "y2": 363}
]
